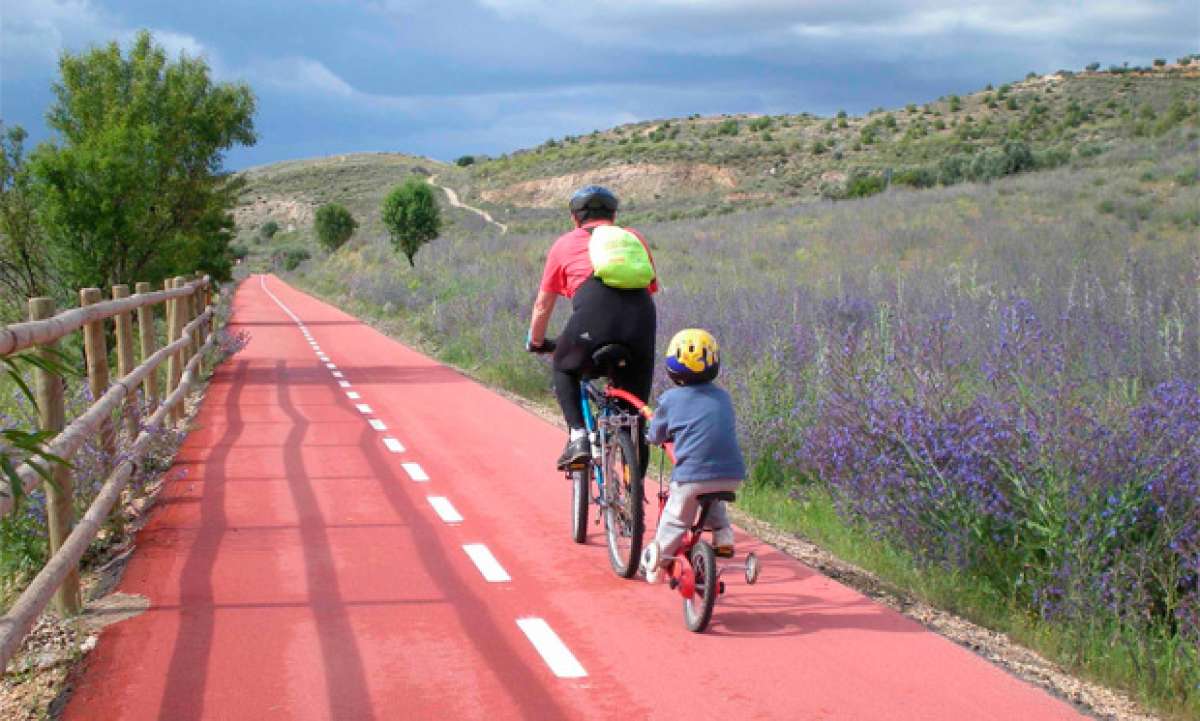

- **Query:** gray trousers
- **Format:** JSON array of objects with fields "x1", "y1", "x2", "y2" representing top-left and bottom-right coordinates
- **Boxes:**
[{"x1": 653, "y1": 478, "x2": 741, "y2": 558}]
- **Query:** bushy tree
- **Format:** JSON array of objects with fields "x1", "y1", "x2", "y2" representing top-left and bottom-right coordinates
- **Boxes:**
[
  {"x1": 1085, "y1": 62, "x2": 1101, "y2": 72},
  {"x1": 31, "y1": 31, "x2": 255, "y2": 291},
  {"x1": 455, "y1": 155, "x2": 475, "y2": 167},
  {"x1": 1153, "y1": 58, "x2": 1166, "y2": 67},
  {"x1": 0, "y1": 124, "x2": 48, "y2": 309},
  {"x1": 314, "y1": 203, "x2": 357, "y2": 252},
  {"x1": 381, "y1": 177, "x2": 441, "y2": 267},
  {"x1": 259, "y1": 219, "x2": 280, "y2": 241}
]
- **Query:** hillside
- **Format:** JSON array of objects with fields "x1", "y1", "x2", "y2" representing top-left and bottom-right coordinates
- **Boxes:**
[{"x1": 234, "y1": 64, "x2": 1199, "y2": 249}]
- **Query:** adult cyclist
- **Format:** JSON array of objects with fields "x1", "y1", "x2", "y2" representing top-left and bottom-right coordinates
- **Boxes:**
[{"x1": 525, "y1": 185, "x2": 659, "y2": 470}]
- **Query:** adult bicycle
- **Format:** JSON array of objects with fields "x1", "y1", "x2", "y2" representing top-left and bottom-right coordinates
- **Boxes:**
[{"x1": 564, "y1": 344, "x2": 646, "y2": 579}]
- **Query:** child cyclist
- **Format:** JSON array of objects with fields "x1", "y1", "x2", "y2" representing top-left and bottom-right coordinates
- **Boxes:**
[{"x1": 641, "y1": 329, "x2": 745, "y2": 583}]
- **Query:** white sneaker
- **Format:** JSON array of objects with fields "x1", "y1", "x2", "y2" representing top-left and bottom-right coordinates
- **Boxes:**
[{"x1": 641, "y1": 542, "x2": 662, "y2": 584}]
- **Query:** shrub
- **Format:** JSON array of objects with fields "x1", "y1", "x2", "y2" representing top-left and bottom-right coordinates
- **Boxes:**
[
  {"x1": 748, "y1": 116, "x2": 772, "y2": 132},
  {"x1": 1179, "y1": 56, "x2": 1193, "y2": 66},
  {"x1": 455, "y1": 155, "x2": 475, "y2": 167},
  {"x1": 1085, "y1": 62, "x2": 1100, "y2": 72},
  {"x1": 948, "y1": 94, "x2": 961, "y2": 112},
  {"x1": 259, "y1": 220, "x2": 280, "y2": 241},
  {"x1": 892, "y1": 166, "x2": 936, "y2": 188},
  {"x1": 811, "y1": 140, "x2": 827, "y2": 155},
  {"x1": 273, "y1": 245, "x2": 310, "y2": 271},
  {"x1": 1153, "y1": 58, "x2": 1166, "y2": 67},
  {"x1": 229, "y1": 243, "x2": 249, "y2": 261},
  {"x1": 844, "y1": 170, "x2": 887, "y2": 198},
  {"x1": 716, "y1": 119, "x2": 739, "y2": 136},
  {"x1": 314, "y1": 203, "x2": 357, "y2": 253}
]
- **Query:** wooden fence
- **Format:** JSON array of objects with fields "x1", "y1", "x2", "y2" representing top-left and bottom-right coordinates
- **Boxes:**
[{"x1": 0, "y1": 274, "x2": 218, "y2": 671}]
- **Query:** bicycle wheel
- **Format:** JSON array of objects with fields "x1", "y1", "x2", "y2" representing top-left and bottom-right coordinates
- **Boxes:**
[
  {"x1": 684, "y1": 541, "x2": 718, "y2": 633},
  {"x1": 603, "y1": 429, "x2": 645, "y2": 578},
  {"x1": 571, "y1": 467, "x2": 589, "y2": 544}
]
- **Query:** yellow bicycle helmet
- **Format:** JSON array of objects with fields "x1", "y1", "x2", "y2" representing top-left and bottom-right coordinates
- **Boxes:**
[{"x1": 665, "y1": 328, "x2": 720, "y2": 385}]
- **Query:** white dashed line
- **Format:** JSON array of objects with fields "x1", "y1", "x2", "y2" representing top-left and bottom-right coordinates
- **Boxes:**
[
  {"x1": 402, "y1": 462, "x2": 428, "y2": 481},
  {"x1": 326, "y1": 363, "x2": 337, "y2": 369},
  {"x1": 332, "y1": 371, "x2": 344, "y2": 378},
  {"x1": 346, "y1": 391, "x2": 361, "y2": 400},
  {"x1": 428, "y1": 496, "x2": 464, "y2": 524},
  {"x1": 339, "y1": 380, "x2": 352, "y2": 388},
  {"x1": 516, "y1": 618, "x2": 587, "y2": 678},
  {"x1": 369, "y1": 419, "x2": 387, "y2": 431},
  {"x1": 382, "y1": 437, "x2": 405, "y2": 453},
  {"x1": 355, "y1": 403, "x2": 373, "y2": 414},
  {"x1": 462, "y1": 543, "x2": 511, "y2": 582}
]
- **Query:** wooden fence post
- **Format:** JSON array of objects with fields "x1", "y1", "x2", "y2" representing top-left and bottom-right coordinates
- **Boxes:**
[
  {"x1": 80, "y1": 288, "x2": 115, "y2": 458},
  {"x1": 112, "y1": 285, "x2": 138, "y2": 440},
  {"x1": 29, "y1": 297, "x2": 82, "y2": 616},
  {"x1": 165, "y1": 278, "x2": 183, "y2": 424},
  {"x1": 135, "y1": 282, "x2": 159, "y2": 412}
]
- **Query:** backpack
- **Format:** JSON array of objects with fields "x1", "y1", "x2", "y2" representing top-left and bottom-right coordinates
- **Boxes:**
[{"x1": 587, "y1": 225, "x2": 655, "y2": 289}]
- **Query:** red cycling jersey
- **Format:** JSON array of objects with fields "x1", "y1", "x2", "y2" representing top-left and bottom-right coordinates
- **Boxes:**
[{"x1": 538, "y1": 220, "x2": 660, "y2": 298}]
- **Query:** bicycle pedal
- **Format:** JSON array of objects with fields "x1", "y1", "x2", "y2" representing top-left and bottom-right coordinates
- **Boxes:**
[
  {"x1": 715, "y1": 547, "x2": 735, "y2": 558},
  {"x1": 718, "y1": 581, "x2": 726, "y2": 595},
  {"x1": 669, "y1": 578, "x2": 679, "y2": 590}
]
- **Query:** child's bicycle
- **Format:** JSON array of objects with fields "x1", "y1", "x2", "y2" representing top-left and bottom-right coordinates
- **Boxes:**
[
  {"x1": 565, "y1": 344, "x2": 647, "y2": 579},
  {"x1": 606, "y1": 387, "x2": 761, "y2": 633}
]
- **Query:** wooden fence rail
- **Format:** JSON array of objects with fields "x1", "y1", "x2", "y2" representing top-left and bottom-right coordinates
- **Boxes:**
[{"x1": 0, "y1": 274, "x2": 218, "y2": 672}]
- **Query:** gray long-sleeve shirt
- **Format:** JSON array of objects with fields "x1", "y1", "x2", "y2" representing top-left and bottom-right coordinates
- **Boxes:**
[{"x1": 647, "y1": 382, "x2": 746, "y2": 483}]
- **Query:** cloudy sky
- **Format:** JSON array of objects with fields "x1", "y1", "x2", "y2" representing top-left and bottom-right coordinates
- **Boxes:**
[{"x1": 3, "y1": 1, "x2": 1196, "y2": 169}]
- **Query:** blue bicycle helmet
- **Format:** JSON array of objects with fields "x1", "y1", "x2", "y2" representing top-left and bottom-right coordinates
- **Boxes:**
[{"x1": 569, "y1": 185, "x2": 619, "y2": 213}]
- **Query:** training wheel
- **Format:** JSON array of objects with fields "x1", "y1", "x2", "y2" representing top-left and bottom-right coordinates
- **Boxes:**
[{"x1": 745, "y1": 552, "x2": 760, "y2": 585}]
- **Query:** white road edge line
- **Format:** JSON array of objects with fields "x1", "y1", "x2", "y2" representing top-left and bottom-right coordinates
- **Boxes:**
[
  {"x1": 402, "y1": 462, "x2": 428, "y2": 481},
  {"x1": 462, "y1": 543, "x2": 511, "y2": 582},
  {"x1": 382, "y1": 437, "x2": 405, "y2": 453},
  {"x1": 428, "y1": 496, "x2": 464, "y2": 524},
  {"x1": 516, "y1": 618, "x2": 587, "y2": 678}
]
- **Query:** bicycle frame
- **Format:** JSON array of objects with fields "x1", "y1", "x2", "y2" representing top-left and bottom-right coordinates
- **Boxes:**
[{"x1": 579, "y1": 380, "x2": 642, "y2": 503}]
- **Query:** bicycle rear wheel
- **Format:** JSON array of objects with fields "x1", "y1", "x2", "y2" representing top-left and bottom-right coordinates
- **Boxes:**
[
  {"x1": 603, "y1": 429, "x2": 645, "y2": 578},
  {"x1": 571, "y1": 467, "x2": 589, "y2": 544},
  {"x1": 684, "y1": 541, "x2": 718, "y2": 633}
]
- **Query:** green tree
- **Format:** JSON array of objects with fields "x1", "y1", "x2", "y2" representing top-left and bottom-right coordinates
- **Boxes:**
[
  {"x1": 0, "y1": 124, "x2": 49, "y2": 312},
  {"x1": 314, "y1": 203, "x2": 357, "y2": 252},
  {"x1": 382, "y1": 177, "x2": 441, "y2": 267},
  {"x1": 259, "y1": 219, "x2": 280, "y2": 241},
  {"x1": 31, "y1": 31, "x2": 255, "y2": 291}
]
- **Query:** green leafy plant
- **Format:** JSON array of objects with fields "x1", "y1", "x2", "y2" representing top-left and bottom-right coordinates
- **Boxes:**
[
  {"x1": 381, "y1": 177, "x2": 441, "y2": 267},
  {"x1": 314, "y1": 203, "x2": 357, "y2": 253}
]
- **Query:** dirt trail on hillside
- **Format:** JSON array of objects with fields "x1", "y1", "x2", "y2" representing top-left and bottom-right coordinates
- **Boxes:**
[{"x1": 427, "y1": 175, "x2": 508, "y2": 234}]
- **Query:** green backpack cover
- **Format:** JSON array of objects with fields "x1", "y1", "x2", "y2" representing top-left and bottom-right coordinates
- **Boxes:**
[{"x1": 588, "y1": 225, "x2": 655, "y2": 289}]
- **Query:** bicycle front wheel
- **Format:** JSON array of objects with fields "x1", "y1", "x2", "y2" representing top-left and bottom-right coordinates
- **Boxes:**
[
  {"x1": 571, "y1": 467, "x2": 589, "y2": 544},
  {"x1": 603, "y1": 429, "x2": 645, "y2": 578}
]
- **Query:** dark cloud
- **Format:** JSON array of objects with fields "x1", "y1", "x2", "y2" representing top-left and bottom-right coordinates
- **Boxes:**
[{"x1": 3, "y1": 1, "x2": 1197, "y2": 168}]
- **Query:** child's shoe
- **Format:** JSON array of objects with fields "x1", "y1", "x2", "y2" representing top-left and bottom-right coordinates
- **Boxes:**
[
  {"x1": 713, "y1": 527, "x2": 735, "y2": 558},
  {"x1": 641, "y1": 542, "x2": 663, "y2": 584}
]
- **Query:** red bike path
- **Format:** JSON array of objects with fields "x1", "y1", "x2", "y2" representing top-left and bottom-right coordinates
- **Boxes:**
[{"x1": 62, "y1": 275, "x2": 1089, "y2": 720}]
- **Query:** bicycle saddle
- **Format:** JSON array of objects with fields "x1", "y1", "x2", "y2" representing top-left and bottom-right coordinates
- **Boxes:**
[
  {"x1": 696, "y1": 491, "x2": 737, "y2": 504},
  {"x1": 589, "y1": 343, "x2": 630, "y2": 376}
]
